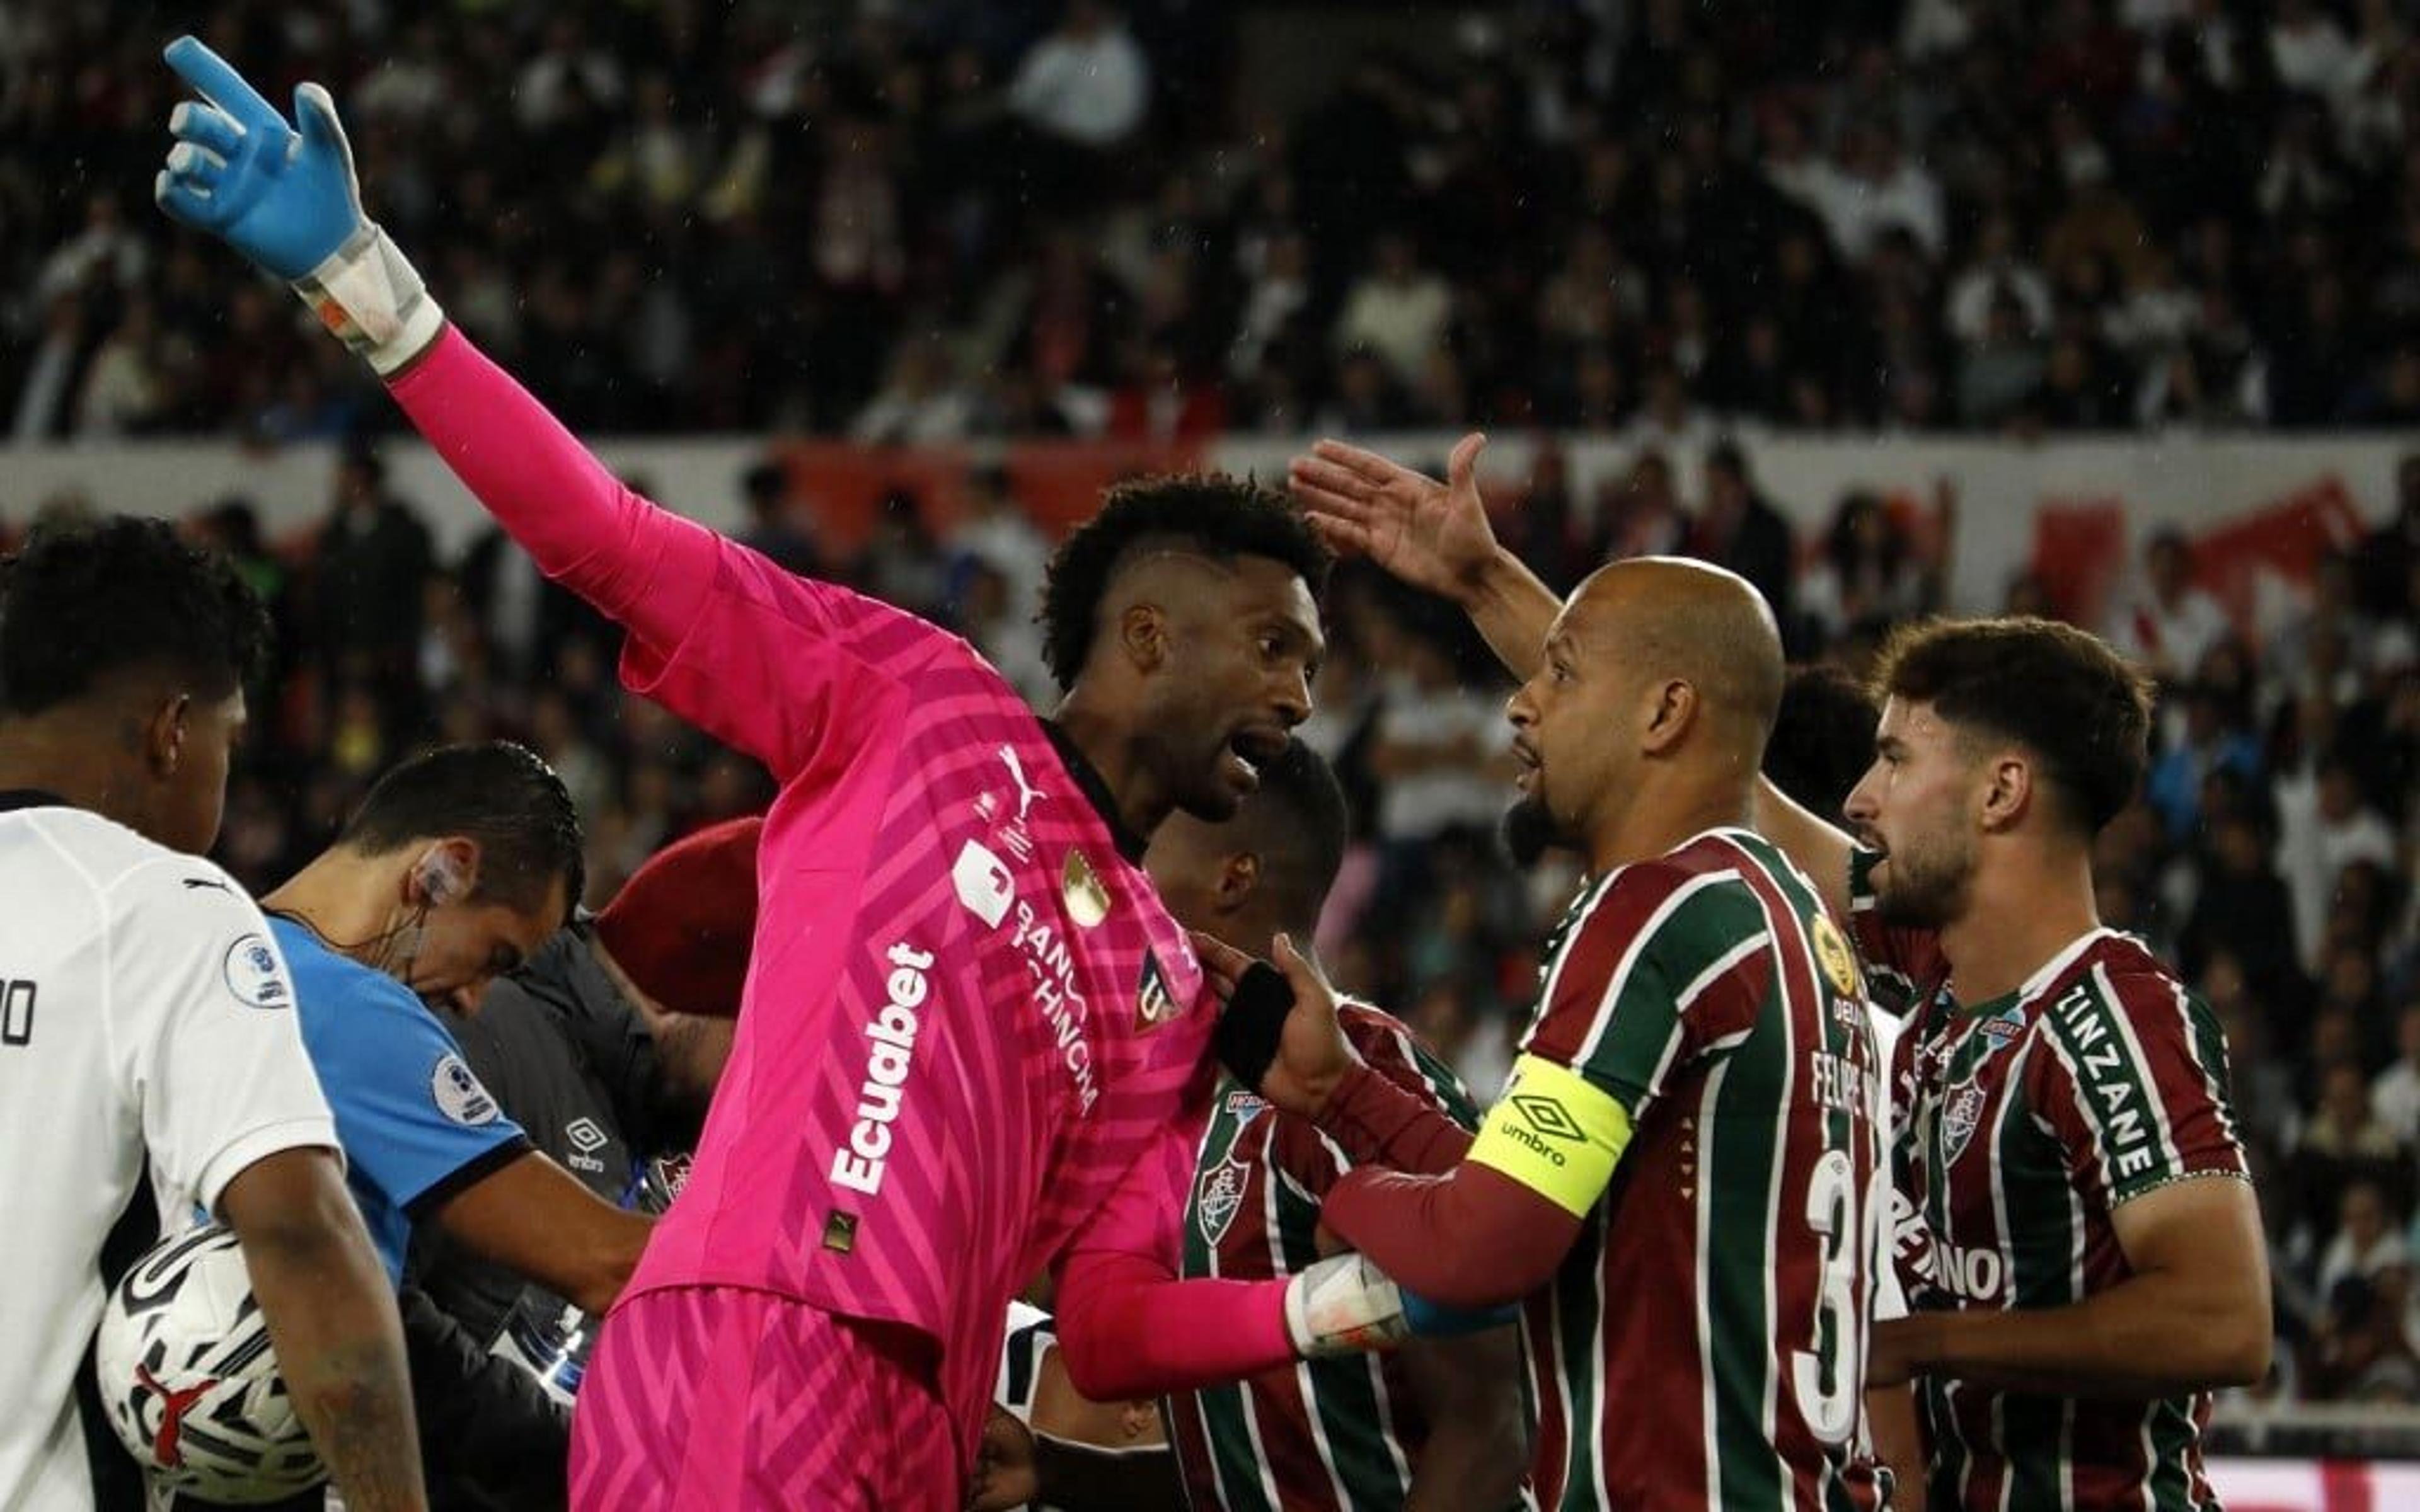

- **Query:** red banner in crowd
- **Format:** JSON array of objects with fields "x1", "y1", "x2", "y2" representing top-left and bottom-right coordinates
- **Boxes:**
[
  {"x1": 773, "y1": 440, "x2": 1205, "y2": 555},
  {"x1": 2031, "y1": 473, "x2": 2366, "y2": 632}
]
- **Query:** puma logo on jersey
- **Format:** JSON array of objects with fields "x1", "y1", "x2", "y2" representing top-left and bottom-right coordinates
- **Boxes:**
[{"x1": 998, "y1": 745, "x2": 1045, "y2": 821}]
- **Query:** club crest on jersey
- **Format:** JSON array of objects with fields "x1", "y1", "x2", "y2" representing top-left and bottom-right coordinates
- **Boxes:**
[
  {"x1": 1940, "y1": 1082, "x2": 1985, "y2": 1165},
  {"x1": 648, "y1": 1152, "x2": 692, "y2": 1205},
  {"x1": 1196, "y1": 1153, "x2": 1250, "y2": 1244},
  {"x1": 1811, "y1": 913, "x2": 1860, "y2": 999},
  {"x1": 1061, "y1": 847, "x2": 1111, "y2": 929},
  {"x1": 1136, "y1": 948, "x2": 1178, "y2": 1029}
]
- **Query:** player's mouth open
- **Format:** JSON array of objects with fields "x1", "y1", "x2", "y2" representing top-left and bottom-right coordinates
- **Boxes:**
[
  {"x1": 1225, "y1": 726, "x2": 1287, "y2": 788},
  {"x1": 1512, "y1": 740, "x2": 1540, "y2": 792}
]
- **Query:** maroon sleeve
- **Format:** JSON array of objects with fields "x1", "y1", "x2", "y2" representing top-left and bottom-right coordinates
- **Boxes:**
[
  {"x1": 1320, "y1": 1161, "x2": 1580, "y2": 1307},
  {"x1": 2025, "y1": 954, "x2": 2249, "y2": 1212},
  {"x1": 1307, "y1": 1061, "x2": 1476, "y2": 1175},
  {"x1": 1270, "y1": 1006, "x2": 1473, "y2": 1197}
]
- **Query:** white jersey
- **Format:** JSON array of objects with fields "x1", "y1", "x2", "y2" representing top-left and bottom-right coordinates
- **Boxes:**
[
  {"x1": 995, "y1": 1302, "x2": 1056, "y2": 1426},
  {"x1": 0, "y1": 796, "x2": 336, "y2": 1512},
  {"x1": 1869, "y1": 1004, "x2": 1908, "y2": 1326}
]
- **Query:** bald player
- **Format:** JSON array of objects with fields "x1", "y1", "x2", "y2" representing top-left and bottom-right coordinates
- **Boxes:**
[{"x1": 1201, "y1": 536, "x2": 1887, "y2": 1509}]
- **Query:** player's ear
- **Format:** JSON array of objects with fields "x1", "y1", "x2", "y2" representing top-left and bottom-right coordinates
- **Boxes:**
[
  {"x1": 410, "y1": 838, "x2": 480, "y2": 907},
  {"x1": 1640, "y1": 677, "x2": 1697, "y2": 754},
  {"x1": 141, "y1": 692, "x2": 191, "y2": 778},
  {"x1": 1979, "y1": 752, "x2": 2031, "y2": 833},
  {"x1": 1117, "y1": 601, "x2": 1168, "y2": 673},
  {"x1": 1216, "y1": 851, "x2": 1260, "y2": 910}
]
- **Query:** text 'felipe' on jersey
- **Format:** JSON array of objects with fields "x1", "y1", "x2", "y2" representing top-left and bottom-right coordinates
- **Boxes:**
[{"x1": 1492, "y1": 828, "x2": 1885, "y2": 1512}]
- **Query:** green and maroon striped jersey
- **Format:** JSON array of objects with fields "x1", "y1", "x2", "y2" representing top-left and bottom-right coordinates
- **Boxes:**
[
  {"x1": 1850, "y1": 850, "x2": 2250, "y2": 1512},
  {"x1": 1513, "y1": 828, "x2": 1886, "y2": 1512},
  {"x1": 1170, "y1": 1003, "x2": 1529, "y2": 1511}
]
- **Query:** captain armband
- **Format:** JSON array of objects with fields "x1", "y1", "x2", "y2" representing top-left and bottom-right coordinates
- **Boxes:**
[{"x1": 1465, "y1": 1054, "x2": 1633, "y2": 1218}]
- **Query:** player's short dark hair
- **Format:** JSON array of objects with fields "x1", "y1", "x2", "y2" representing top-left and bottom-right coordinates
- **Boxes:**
[
  {"x1": 1872, "y1": 617, "x2": 2153, "y2": 835},
  {"x1": 1763, "y1": 664, "x2": 1877, "y2": 820},
  {"x1": 340, "y1": 742, "x2": 585, "y2": 919},
  {"x1": 1039, "y1": 474, "x2": 1331, "y2": 690},
  {"x1": 1240, "y1": 739, "x2": 1350, "y2": 934},
  {"x1": 0, "y1": 515, "x2": 270, "y2": 716}
]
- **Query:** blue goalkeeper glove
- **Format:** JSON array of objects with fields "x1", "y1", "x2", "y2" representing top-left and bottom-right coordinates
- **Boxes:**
[{"x1": 156, "y1": 35, "x2": 442, "y2": 374}]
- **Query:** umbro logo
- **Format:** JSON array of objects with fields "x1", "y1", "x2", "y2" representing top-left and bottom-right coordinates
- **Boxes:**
[{"x1": 1510, "y1": 1094, "x2": 1584, "y2": 1142}]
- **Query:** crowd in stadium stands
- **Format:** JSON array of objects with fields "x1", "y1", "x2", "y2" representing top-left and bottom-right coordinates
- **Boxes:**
[
  {"x1": 14, "y1": 0, "x2": 2420, "y2": 438},
  {"x1": 9, "y1": 0, "x2": 2420, "y2": 1414}
]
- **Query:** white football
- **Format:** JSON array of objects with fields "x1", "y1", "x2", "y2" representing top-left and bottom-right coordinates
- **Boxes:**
[{"x1": 93, "y1": 1223, "x2": 326, "y2": 1503}]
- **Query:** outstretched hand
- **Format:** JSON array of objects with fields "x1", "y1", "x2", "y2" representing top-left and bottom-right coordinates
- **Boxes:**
[
  {"x1": 156, "y1": 36, "x2": 367, "y2": 280},
  {"x1": 1289, "y1": 433, "x2": 1502, "y2": 605},
  {"x1": 1193, "y1": 931, "x2": 1354, "y2": 1117}
]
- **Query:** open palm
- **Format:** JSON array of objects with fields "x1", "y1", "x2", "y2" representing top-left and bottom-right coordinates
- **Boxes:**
[{"x1": 1288, "y1": 432, "x2": 1502, "y2": 602}]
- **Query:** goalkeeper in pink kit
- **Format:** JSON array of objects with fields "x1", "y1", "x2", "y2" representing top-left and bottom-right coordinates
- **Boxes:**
[{"x1": 152, "y1": 37, "x2": 1461, "y2": 1509}]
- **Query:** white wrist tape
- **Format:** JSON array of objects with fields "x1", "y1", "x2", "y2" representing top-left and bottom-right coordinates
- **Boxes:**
[
  {"x1": 292, "y1": 222, "x2": 445, "y2": 375},
  {"x1": 1283, "y1": 1252, "x2": 1410, "y2": 1358}
]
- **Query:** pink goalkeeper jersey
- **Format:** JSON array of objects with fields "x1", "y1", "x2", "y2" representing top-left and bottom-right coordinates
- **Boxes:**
[{"x1": 390, "y1": 329, "x2": 1218, "y2": 1460}]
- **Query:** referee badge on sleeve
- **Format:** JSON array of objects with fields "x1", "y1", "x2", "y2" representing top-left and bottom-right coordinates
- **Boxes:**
[
  {"x1": 221, "y1": 935, "x2": 292, "y2": 1010},
  {"x1": 430, "y1": 1053, "x2": 500, "y2": 1126}
]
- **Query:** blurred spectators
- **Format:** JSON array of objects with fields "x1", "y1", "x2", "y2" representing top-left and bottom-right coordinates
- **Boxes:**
[
  {"x1": 14, "y1": 0, "x2": 2420, "y2": 440},
  {"x1": 8, "y1": 0, "x2": 2420, "y2": 1412}
]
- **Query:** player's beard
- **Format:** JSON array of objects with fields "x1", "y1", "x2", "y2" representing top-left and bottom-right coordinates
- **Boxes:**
[
  {"x1": 1502, "y1": 793, "x2": 1565, "y2": 868},
  {"x1": 1872, "y1": 827, "x2": 1976, "y2": 930}
]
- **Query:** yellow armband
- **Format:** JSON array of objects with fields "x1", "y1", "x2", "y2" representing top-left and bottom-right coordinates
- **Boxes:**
[{"x1": 1466, "y1": 1055, "x2": 1633, "y2": 1218}]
